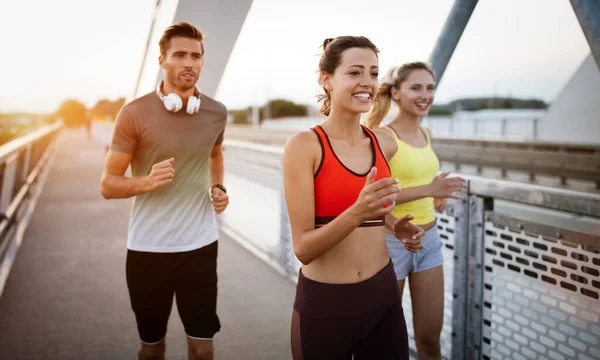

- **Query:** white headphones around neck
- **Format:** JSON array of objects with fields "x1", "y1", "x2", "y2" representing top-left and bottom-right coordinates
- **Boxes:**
[{"x1": 156, "y1": 81, "x2": 201, "y2": 115}]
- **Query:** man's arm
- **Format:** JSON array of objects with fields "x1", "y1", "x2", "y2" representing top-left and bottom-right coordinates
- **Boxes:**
[
  {"x1": 210, "y1": 144, "x2": 224, "y2": 187},
  {"x1": 209, "y1": 143, "x2": 229, "y2": 214},
  {"x1": 100, "y1": 150, "x2": 174, "y2": 199}
]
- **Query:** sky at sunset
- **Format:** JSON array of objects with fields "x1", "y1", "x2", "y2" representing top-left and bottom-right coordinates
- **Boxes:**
[{"x1": 0, "y1": 0, "x2": 592, "y2": 113}]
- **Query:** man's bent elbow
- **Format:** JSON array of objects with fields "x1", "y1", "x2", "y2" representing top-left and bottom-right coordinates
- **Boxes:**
[{"x1": 100, "y1": 175, "x2": 112, "y2": 199}]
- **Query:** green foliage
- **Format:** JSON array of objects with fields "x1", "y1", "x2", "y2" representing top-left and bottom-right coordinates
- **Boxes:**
[
  {"x1": 57, "y1": 99, "x2": 88, "y2": 128},
  {"x1": 229, "y1": 99, "x2": 308, "y2": 125},
  {"x1": 428, "y1": 106, "x2": 452, "y2": 116},
  {"x1": 449, "y1": 97, "x2": 547, "y2": 111},
  {"x1": 92, "y1": 98, "x2": 126, "y2": 121},
  {"x1": 263, "y1": 99, "x2": 308, "y2": 119},
  {"x1": 231, "y1": 108, "x2": 251, "y2": 125}
]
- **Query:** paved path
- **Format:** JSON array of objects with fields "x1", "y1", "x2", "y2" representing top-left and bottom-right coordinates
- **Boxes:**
[{"x1": 0, "y1": 129, "x2": 296, "y2": 360}]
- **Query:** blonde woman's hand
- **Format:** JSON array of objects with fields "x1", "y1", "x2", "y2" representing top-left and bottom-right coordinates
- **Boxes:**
[{"x1": 393, "y1": 215, "x2": 425, "y2": 253}]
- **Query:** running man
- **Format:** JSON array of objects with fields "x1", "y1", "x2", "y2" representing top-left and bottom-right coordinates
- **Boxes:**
[{"x1": 100, "y1": 22, "x2": 229, "y2": 360}]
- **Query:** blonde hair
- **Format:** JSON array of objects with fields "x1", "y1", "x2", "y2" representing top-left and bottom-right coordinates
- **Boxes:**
[
  {"x1": 316, "y1": 36, "x2": 380, "y2": 116},
  {"x1": 364, "y1": 61, "x2": 435, "y2": 128}
]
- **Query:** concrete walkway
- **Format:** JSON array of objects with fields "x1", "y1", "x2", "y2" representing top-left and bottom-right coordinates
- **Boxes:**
[{"x1": 0, "y1": 129, "x2": 295, "y2": 360}]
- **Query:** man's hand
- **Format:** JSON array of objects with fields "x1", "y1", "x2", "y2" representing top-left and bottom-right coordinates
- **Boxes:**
[
  {"x1": 393, "y1": 215, "x2": 425, "y2": 253},
  {"x1": 211, "y1": 186, "x2": 229, "y2": 214},
  {"x1": 145, "y1": 158, "x2": 175, "y2": 192}
]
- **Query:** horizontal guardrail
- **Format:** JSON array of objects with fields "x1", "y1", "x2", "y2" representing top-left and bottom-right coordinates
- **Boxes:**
[
  {"x1": 224, "y1": 125, "x2": 600, "y2": 190},
  {"x1": 432, "y1": 139, "x2": 600, "y2": 187},
  {"x1": 466, "y1": 174, "x2": 600, "y2": 217},
  {"x1": 0, "y1": 122, "x2": 62, "y2": 272},
  {"x1": 220, "y1": 139, "x2": 600, "y2": 360},
  {"x1": 93, "y1": 123, "x2": 599, "y2": 359}
]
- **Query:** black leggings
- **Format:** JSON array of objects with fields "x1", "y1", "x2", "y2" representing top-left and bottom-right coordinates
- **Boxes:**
[{"x1": 291, "y1": 260, "x2": 409, "y2": 360}]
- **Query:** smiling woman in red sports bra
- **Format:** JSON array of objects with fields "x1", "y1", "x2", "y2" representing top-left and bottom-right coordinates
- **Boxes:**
[{"x1": 284, "y1": 36, "x2": 425, "y2": 360}]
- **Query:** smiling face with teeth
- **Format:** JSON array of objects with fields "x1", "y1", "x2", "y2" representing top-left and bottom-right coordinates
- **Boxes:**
[
  {"x1": 391, "y1": 69, "x2": 436, "y2": 118},
  {"x1": 321, "y1": 47, "x2": 379, "y2": 116},
  {"x1": 159, "y1": 36, "x2": 204, "y2": 94}
]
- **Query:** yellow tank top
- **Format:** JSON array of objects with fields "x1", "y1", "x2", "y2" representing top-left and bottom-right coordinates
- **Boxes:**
[{"x1": 386, "y1": 126, "x2": 439, "y2": 225}]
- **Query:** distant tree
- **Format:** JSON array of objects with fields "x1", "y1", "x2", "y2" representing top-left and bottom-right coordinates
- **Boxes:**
[
  {"x1": 43, "y1": 113, "x2": 60, "y2": 125},
  {"x1": 428, "y1": 106, "x2": 452, "y2": 116},
  {"x1": 229, "y1": 99, "x2": 309, "y2": 125},
  {"x1": 57, "y1": 100, "x2": 88, "y2": 128},
  {"x1": 91, "y1": 97, "x2": 126, "y2": 121},
  {"x1": 502, "y1": 99, "x2": 513, "y2": 109},
  {"x1": 524, "y1": 99, "x2": 547, "y2": 109},
  {"x1": 264, "y1": 99, "x2": 307, "y2": 119},
  {"x1": 231, "y1": 108, "x2": 251, "y2": 125}
]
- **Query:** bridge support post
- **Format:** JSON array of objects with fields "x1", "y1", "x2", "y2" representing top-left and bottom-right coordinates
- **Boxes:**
[
  {"x1": 450, "y1": 192, "x2": 489, "y2": 360},
  {"x1": 0, "y1": 155, "x2": 18, "y2": 214},
  {"x1": 278, "y1": 165, "x2": 294, "y2": 276},
  {"x1": 570, "y1": 0, "x2": 600, "y2": 71},
  {"x1": 464, "y1": 196, "x2": 488, "y2": 360},
  {"x1": 429, "y1": 0, "x2": 479, "y2": 84},
  {"x1": 451, "y1": 197, "x2": 469, "y2": 359}
]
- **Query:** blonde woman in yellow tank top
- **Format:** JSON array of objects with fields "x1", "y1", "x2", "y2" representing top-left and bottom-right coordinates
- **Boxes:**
[{"x1": 363, "y1": 62, "x2": 466, "y2": 360}]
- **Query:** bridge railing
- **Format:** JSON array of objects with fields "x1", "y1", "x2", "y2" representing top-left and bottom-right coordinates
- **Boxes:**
[
  {"x1": 224, "y1": 125, "x2": 600, "y2": 190},
  {"x1": 432, "y1": 138, "x2": 600, "y2": 189},
  {"x1": 92, "y1": 123, "x2": 600, "y2": 359},
  {"x1": 221, "y1": 139, "x2": 600, "y2": 360},
  {"x1": 0, "y1": 122, "x2": 62, "y2": 279}
]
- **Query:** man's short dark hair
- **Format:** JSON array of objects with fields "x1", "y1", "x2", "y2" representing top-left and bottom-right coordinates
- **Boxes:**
[{"x1": 159, "y1": 22, "x2": 205, "y2": 57}]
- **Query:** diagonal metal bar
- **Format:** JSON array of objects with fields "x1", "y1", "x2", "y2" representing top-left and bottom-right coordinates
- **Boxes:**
[
  {"x1": 428, "y1": 0, "x2": 479, "y2": 84},
  {"x1": 570, "y1": 0, "x2": 600, "y2": 71}
]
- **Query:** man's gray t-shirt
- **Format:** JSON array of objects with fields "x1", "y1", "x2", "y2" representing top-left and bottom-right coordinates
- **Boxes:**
[{"x1": 111, "y1": 91, "x2": 226, "y2": 253}]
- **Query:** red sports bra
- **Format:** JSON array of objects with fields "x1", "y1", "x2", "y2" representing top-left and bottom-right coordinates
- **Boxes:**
[{"x1": 311, "y1": 125, "x2": 391, "y2": 228}]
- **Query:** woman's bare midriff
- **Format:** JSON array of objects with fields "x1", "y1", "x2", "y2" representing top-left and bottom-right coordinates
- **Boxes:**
[{"x1": 301, "y1": 226, "x2": 391, "y2": 284}]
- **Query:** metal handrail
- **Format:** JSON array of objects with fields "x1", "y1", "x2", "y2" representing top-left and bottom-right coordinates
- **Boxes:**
[
  {"x1": 223, "y1": 125, "x2": 600, "y2": 189},
  {"x1": 225, "y1": 124, "x2": 600, "y2": 149},
  {"x1": 0, "y1": 122, "x2": 62, "y2": 163},
  {"x1": 465, "y1": 174, "x2": 600, "y2": 217},
  {"x1": 219, "y1": 138, "x2": 600, "y2": 360},
  {"x1": 223, "y1": 139, "x2": 284, "y2": 155},
  {"x1": 220, "y1": 138, "x2": 600, "y2": 218},
  {"x1": 432, "y1": 136, "x2": 600, "y2": 150},
  {"x1": 0, "y1": 122, "x2": 62, "y2": 261},
  {"x1": 0, "y1": 141, "x2": 54, "y2": 240}
]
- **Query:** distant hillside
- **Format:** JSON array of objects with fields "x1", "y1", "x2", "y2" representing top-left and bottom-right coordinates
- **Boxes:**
[
  {"x1": 437, "y1": 97, "x2": 548, "y2": 112},
  {"x1": 228, "y1": 96, "x2": 549, "y2": 122}
]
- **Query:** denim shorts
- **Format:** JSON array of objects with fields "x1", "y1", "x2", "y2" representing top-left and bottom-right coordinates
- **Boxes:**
[{"x1": 385, "y1": 225, "x2": 444, "y2": 280}]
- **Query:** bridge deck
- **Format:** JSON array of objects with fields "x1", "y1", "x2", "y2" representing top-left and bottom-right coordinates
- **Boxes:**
[{"x1": 0, "y1": 129, "x2": 295, "y2": 360}]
